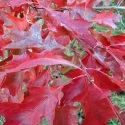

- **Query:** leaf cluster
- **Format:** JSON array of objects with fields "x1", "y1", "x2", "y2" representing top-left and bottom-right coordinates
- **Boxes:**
[{"x1": 0, "y1": 0, "x2": 125, "y2": 125}]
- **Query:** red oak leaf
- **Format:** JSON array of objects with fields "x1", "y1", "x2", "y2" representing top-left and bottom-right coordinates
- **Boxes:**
[
  {"x1": 3, "y1": 20, "x2": 43, "y2": 49},
  {"x1": 2, "y1": 51, "x2": 81, "y2": 73},
  {"x1": 111, "y1": 34, "x2": 125, "y2": 44},
  {"x1": 32, "y1": 68, "x2": 51, "y2": 87},
  {"x1": 61, "y1": 75, "x2": 84, "y2": 105},
  {"x1": 73, "y1": 77, "x2": 123, "y2": 125},
  {"x1": 51, "y1": 11, "x2": 97, "y2": 48},
  {"x1": 87, "y1": 69, "x2": 121, "y2": 91},
  {"x1": 0, "y1": 0, "x2": 124, "y2": 125},
  {"x1": 107, "y1": 46, "x2": 125, "y2": 81},
  {"x1": 49, "y1": 0, "x2": 67, "y2": 7},
  {"x1": 4, "y1": 12, "x2": 29, "y2": 31},
  {"x1": 68, "y1": 2, "x2": 86, "y2": 19},
  {"x1": 92, "y1": 8, "x2": 121, "y2": 28},
  {"x1": 0, "y1": 0, "x2": 29, "y2": 8},
  {"x1": 0, "y1": 86, "x2": 63, "y2": 125},
  {"x1": 0, "y1": 51, "x2": 82, "y2": 84},
  {"x1": 35, "y1": 1, "x2": 97, "y2": 48},
  {"x1": 0, "y1": 88, "x2": 24, "y2": 103},
  {"x1": 93, "y1": 46, "x2": 123, "y2": 79},
  {"x1": 53, "y1": 105, "x2": 78, "y2": 125},
  {"x1": 1, "y1": 72, "x2": 23, "y2": 96},
  {"x1": 68, "y1": 1, "x2": 98, "y2": 20}
]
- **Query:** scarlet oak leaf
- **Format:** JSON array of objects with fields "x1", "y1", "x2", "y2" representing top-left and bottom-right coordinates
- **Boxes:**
[
  {"x1": 53, "y1": 106, "x2": 78, "y2": 125},
  {"x1": 68, "y1": 1, "x2": 97, "y2": 20},
  {"x1": 4, "y1": 20, "x2": 43, "y2": 49},
  {"x1": 32, "y1": 68, "x2": 51, "y2": 87},
  {"x1": 0, "y1": 0, "x2": 125, "y2": 125},
  {"x1": 73, "y1": 78, "x2": 118, "y2": 125},
  {"x1": 93, "y1": 46, "x2": 123, "y2": 79},
  {"x1": 65, "y1": 69, "x2": 84, "y2": 78},
  {"x1": 87, "y1": 69, "x2": 121, "y2": 91},
  {"x1": 56, "y1": 35, "x2": 70, "y2": 46},
  {"x1": 111, "y1": 34, "x2": 125, "y2": 44},
  {"x1": 43, "y1": 32, "x2": 65, "y2": 50},
  {"x1": 82, "y1": 54, "x2": 97, "y2": 68},
  {"x1": 84, "y1": 0, "x2": 99, "y2": 20},
  {"x1": 2, "y1": 72, "x2": 23, "y2": 96},
  {"x1": 2, "y1": 25, "x2": 26, "y2": 43},
  {"x1": 0, "y1": 88, "x2": 24, "y2": 103},
  {"x1": 61, "y1": 76, "x2": 84, "y2": 105},
  {"x1": 68, "y1": 2, "x2": 85, "y2": 19},
  {"x1": 92, "y1": 8, "x2": 121, "y2": 28},
  {"x1": 4, "y1": 12, "x2": 29, "y2": 31},
  {"x1": 2, "y1": 51, "x2": 82, "y2": 75},
  {"x1": 107, "y1": 47, "x2": 125, "y2": 79},
  {"x1": 0, "y1": 86, "x2": 63, "y2": 125},
  {"x1": 108, "y1": 76, "x2": 125, "y2": 91},
  {"x1": 36, "y1": 1, "x2": 97, "y2": 47},
  {"x1": 49, "y1": 0, "x2": 66, "y2": 7},
  {"x1": 51, "y1": 11, "x2": 97, "y2": 48},
  {"x1": 90, "y1": 30, "x2": 112, "y2": 46},
  {"x1": 0, "y1": 0, "x2": 29, "y2": 8},
  {"x1": 3, "y1": 21, "x2": 64, "y2": 50}
]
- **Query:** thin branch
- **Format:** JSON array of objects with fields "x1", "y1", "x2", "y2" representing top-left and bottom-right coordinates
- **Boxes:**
[
  {"x1": 29, "y1": 5, "x2": 44, "y2": 10},
  {"x1": 93, "y1": 6, "x2": 125, "y2": 10},
  {"x1": 29, "y1": 4, "x2": 125, "y2": 11}
]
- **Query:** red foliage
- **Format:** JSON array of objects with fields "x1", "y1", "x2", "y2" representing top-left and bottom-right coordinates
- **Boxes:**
[{"x1": 0, "y1": 0, "x2": 125, "y2": 125}]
